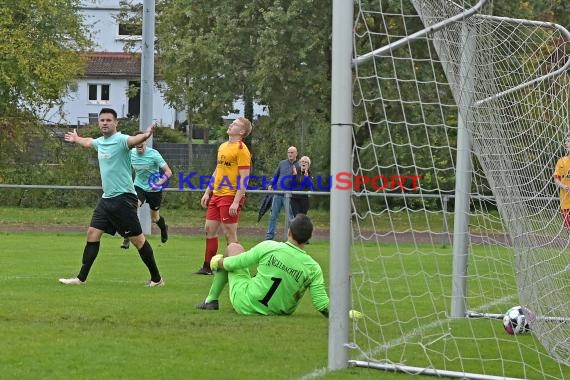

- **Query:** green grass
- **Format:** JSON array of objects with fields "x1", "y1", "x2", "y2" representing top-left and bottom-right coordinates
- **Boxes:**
[
  {"x1": 0, "y1": 206, "x2": 331, "y2": 230},
  {"x1": 1, "y1": 231, "x2": 568, "y2": 379},
  {"x1": 0, "y1": 205, "x2": 472, "y2": 233},
  {"x1": 2, "y1": 233, "x2": 331, "y2": 379}
]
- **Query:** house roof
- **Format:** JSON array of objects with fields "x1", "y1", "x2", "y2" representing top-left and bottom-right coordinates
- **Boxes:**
[{"x1": 82, "y1": 52, "x2": 159, "y2": 78}]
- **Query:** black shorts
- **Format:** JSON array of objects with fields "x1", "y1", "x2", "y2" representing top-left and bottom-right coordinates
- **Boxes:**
[
  {"x1": 90, "y1": 193, "x2": 142, "y2": 237},
  {"x1": 135, "y1": 185, "x2": 163, "y2": 211}
]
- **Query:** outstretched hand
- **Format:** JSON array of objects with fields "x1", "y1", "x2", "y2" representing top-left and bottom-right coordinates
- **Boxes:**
[
  {"x1": 64, "y1": 129, "x2": 79, "y2": 143},
  {"x1": 145, "y1": 123, "x2": 156, "y2": 137}
]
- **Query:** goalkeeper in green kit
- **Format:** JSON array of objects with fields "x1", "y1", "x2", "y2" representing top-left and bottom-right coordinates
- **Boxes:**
[{"x1": 196, "y1": 214, "x2": 329, "y2": 317}]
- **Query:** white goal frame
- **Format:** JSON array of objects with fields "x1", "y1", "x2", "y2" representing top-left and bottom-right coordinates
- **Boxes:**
[{"x1": 329, "y1": 0, "x2": 570, "y2": 377}]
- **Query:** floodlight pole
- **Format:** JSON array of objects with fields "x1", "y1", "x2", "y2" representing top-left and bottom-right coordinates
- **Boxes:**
[{"x1": 138, "y1": 0, "x2": 155, "y2": 234}]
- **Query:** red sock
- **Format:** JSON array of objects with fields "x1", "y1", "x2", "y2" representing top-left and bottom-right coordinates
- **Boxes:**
[{"x1": 204, "y1": 237, "x2": 219, "y2": 270}]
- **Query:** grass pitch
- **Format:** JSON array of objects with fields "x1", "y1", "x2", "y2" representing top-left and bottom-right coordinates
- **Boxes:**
[
  {"x1": 1, "y1": 227, "x2": 568, "y2": 379},
  {"x1": 1, "y1": 232, "x2": 335, "y2": 379}
]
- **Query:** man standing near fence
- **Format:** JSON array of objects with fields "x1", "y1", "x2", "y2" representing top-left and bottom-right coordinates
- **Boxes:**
[
  {"x1": 58, "y1": 107, "x2": 164, "y2": 287},
  {"x1": 265, "y1": 146, "x2": 300, "y2": 240},
  {"x1": 120, "y1": 132, "x2": 172, "y2": 249}
]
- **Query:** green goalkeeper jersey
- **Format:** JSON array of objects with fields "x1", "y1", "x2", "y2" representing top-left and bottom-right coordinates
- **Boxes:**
[{"x1": 224, "y1": 240, "x2": 329, "y2": 315}]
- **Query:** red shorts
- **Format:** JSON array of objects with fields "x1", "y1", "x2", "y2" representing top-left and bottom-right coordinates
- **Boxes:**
[
  {"x1": 562, "y1": 209, "x2": 570, "y2": 228},
  {"x1": 206, "y1": 195, "x2": 246, "y2": 224}
]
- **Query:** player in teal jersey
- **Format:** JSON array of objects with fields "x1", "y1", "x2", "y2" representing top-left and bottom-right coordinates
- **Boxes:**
[
  {"x1": 197, "y1": 214, "x2": 329, "y2": 316},
  {"x1": 120, "y1": 132, "x2": 172, "y2": 249},
  {"x1": 58, "y1": 108, "x2": 164, "y2": 287}
]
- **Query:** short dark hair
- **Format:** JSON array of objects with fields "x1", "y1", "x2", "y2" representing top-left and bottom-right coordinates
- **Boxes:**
[
  {"x1": 289, "y1": 214, "x2": 313, "y2": 244},
  {"x1": 99, "y1": 108, "x2": 117, "y2": 119}
]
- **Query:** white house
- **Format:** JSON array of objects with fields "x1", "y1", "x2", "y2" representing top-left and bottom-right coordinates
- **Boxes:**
[
  {"x1": 43, "y1": 0, "x2": 181, "y2": 127},
  {"x1": 43, "y1": 0, "x2": 267, "y2": 127}
]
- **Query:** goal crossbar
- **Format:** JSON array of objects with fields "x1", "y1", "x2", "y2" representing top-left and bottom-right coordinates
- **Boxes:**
[{"x1": 352, "y1": 0, "x2": 488, "y2": 66}]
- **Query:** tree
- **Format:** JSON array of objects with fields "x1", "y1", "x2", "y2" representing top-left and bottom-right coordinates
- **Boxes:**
[
  {"x1": 156, "y1": 1, "x2": 261, "y2": 125},
  {"x1": 155, "y1": 0, "x2": 332, "y2": 177},
  {"x1": 0, "y1": 0, "x2": 91, "y2": 116},
  {"x1": 0, "y1": 0, "x2": 91, "y2": 186},
  {"x1": 153, "y1": 0, "x2": 568, "y2": 206}
]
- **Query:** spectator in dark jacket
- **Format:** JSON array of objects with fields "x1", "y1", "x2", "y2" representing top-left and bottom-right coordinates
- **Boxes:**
[{"x1": 291, "y1": 156, "x2": 314, "y2": 216}]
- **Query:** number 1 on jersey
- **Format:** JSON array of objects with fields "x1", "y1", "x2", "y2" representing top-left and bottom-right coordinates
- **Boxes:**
[{"x1": 258, "y1": 277, "x2": 282, "y2": 306}]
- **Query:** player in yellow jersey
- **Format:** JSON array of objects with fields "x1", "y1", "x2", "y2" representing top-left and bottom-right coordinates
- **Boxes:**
[
  {"x1": 553, "y1": 136, "x2": 570, "y2": 228},
  {"x1": 194, "y1": 117, "x2": 253, "y2": 276}
]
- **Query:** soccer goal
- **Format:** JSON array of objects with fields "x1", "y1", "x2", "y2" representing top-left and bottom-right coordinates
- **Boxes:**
[{"x1": 329, "y1": 0, "x2": 570, "y2": 378}]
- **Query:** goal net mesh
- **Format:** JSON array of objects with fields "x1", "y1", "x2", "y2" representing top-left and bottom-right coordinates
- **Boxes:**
[{"x1": 350, "y1": 0, "x2": 570, "y2": 377}]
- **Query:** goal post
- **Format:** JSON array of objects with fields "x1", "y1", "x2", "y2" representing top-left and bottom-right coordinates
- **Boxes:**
[
  {"x1": 330, "y1": 0, "x2": 570, "y2": 378},
  {"x1": 329, "y1": 0, "x2": 353, "y2": 370}
]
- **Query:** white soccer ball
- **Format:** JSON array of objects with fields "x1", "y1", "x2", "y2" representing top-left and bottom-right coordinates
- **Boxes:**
[{"x1": 502, "y1": 306, "x2": 531, "y2": 335}]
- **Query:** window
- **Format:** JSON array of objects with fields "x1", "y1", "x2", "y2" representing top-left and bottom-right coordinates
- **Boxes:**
[
  {"x1": 101, "y1": 85, "x2": 110, "y2": 101},
  {"x1": 88, "y1": 84, "x2": 110, "y2": 104},
  {"x1": 88, "y1": 85, "x2": 97, "y2": 101},
  {"x1": 118, "y1": 22, "x2": 142, "y2": 36}
]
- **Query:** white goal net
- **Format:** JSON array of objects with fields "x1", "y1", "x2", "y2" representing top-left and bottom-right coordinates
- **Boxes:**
[{"x1": 340, "y1": 0, "x2": 570, "y2": 378}]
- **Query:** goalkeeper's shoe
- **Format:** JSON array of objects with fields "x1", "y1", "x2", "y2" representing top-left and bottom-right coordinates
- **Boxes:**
[
  {"x1": 58, "y1": 277, "x2": 85, "y2": 285},
  {"x1": 196, "y1": 300, "x2": 219, "y2": 310},
  {"x1": 120, "y1": 238, "x2": 130, "y2": 249}
]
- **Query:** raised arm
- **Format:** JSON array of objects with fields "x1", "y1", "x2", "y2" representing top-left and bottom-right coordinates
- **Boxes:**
[
  {"x1": 127, "y1": 124, "x2": 155, "y2": 148},
  {"x1": 64, "y1": 129, "x2": 93, "y2": 148}
]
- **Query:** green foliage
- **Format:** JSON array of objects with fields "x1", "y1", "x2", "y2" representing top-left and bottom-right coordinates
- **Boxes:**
[
  {"x1": 0, "y1": 0, "x2": 91, "y2": 114},
  {"x1": 0, "y1": 1, "x2": 92, "y2": 206},
  {"x1": 154, "y1": 0, "x2": 332, "y2": 188},
  {"x1": 77, "y1": 118, "x2": 188, "y2": 143},
  {"x1": 0, "y1": 116, "x2": 189, "y2": 208},
  {"x1": 489, "y1": 0, "x2": 570, "y2": 25},
  {"x1": 5, "y1": 0, "x2": 568, "y2": 214},
  {"x1": 155, "y1": 1, "x2": 260, "y2": 124},
  {"x1": 0, "y1": 115, "x2": 100, "y2": 207}
]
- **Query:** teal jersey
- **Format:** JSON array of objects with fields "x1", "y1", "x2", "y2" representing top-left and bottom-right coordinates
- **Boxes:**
[
  {"x1": 91, "y1": 132, "x2": 136, "y2": 198},
  {"x1": 131, "y1": 147, "x2": 167, "y2": 192},
  {"x1": 224, "y1": 240, "x2": 329, "y2": 315}
]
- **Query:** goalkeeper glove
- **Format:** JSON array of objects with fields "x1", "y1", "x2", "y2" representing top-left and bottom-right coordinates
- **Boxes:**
[{"x1": 210, "y1": 254, "x2": 224, "y2": 271}]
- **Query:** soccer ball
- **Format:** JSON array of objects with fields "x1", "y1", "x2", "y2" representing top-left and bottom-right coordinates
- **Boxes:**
[{"x1": 502, "y1": 306, "x2": 531, "y2": 335}]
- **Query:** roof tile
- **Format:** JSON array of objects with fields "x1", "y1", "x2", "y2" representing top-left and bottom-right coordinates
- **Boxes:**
[{"x1": 82, "y1": 52, "x2": 159, "y2": 78}]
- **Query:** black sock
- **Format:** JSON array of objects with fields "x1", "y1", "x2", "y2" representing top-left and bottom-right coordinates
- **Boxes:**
[
  {"x1": 138, "y1": 240, "x2": 161, "y2": 282},
  {"x1": 156, "y1": 216, "x2": 167, "y2": 230},
  {"x1": 78, "y1": 241, "x2": 100, "y2": 282}
]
